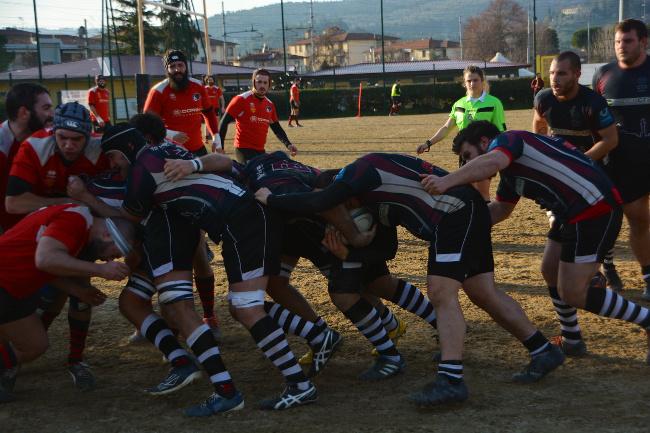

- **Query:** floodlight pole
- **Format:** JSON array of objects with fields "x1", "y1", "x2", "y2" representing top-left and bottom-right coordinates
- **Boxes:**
[
  {"x1": 32, "y1": 0, "x2": 43, "y2": 81},
  {"x1": 202, "y1": 0, "x2": 211, "y2": 75},
  {"x1": 532, "y1": 0, "x2": 537, "y2": 75},
  {"x1": 281, "y1": 0, "x2": 288, "y2": 74},
  {"x1": 137, "y1": 0, "x2": 146, "y2": 73},
  {"x1": 380, "y1": 0, "x2": 386, "y2": 112}
]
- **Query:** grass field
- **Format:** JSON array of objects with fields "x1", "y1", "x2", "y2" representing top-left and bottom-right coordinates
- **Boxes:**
[{"x1": 4, "y1": 110, "x2": 649, "y2": 433}]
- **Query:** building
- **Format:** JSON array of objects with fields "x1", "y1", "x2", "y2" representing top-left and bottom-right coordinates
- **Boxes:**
[
  {"x1": 233, "y1": 46, "x2": 305, "y2": 73},
  {"x1": 1, "y1": 28, "x2": 103, "y2": 71},
  {"x1": 193, "y1": 36, "x2": 239, "y2": 64},
  {"x1": 288, "y1": 27, "x2": 399, "y2": 71},
  {"x1": 364, "y1": 38, "x2": 461, "y2": 63}
]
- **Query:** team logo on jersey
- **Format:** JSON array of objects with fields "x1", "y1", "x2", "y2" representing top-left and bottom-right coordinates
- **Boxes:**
[
  {"x1": 44, "y1": 170, "x2": 57, "y2": 189},
  {"x1": 170, "y1": 93, "x2": 177, "y2": 101},
  {"x1": 173, "y1": 109, "x2": 181, "y2": 117},
  {"x1": 192, "y1": 93, "x2": 200, "y2": 101},
  {"x1": 266, "y1": 106, "x2": 272, "y2": 113},
  {"x1": 249, "y1": 102, "x2": 256, "y2": 113}
]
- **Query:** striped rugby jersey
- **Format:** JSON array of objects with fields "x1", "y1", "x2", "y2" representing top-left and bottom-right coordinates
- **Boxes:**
[
  {"x1": 334, "y1": 153, "x2": 477, "y2": 242},
  {"x1": 490, "y1": 130, "x2": 621, "y2": 222},
  {"x1": 122, "y1": 142, "x2": 249, "y2": 234}
]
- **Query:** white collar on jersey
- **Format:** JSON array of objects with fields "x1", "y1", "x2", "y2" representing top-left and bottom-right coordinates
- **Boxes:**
[{"x1": 467, "y1": 91, "x2": 487, "y2": 103}]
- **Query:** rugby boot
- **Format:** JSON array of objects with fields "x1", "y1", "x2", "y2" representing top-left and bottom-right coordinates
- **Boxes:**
[
  {"x1": 359, "y1": 356, "x2": 405, "y2": 381},
  {"x1": 408, "y1": 374, "x2": 468, "y2": 406},
  {"x1": 307, "y1": 328, "x2": 342, "y2": 378},
  {"x1": 512, "y1": 345, "x2": 565, "y2": 384},
  {"x1": 68, "y1": 362, "x2": 96, "y2": 392},
  {"x1": 145, "y1": 362, "x2": 201, "y2": 395},
  {"x1": 259, "y1": 382, "x2": 317, "y2": 410},
  {"x1": 550, "y1": 335, "x2": 587, "y2": 357},
  {"x1": 184, "y1": 391, "x2": 244, "y2": 417}
]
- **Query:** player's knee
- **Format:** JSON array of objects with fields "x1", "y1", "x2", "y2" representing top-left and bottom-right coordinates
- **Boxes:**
[{"x1": 227, "y1": 290, "x2": 266, "y2": 327}]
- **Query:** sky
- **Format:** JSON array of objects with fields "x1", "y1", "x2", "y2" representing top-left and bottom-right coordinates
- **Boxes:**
[{"x1": 0, "y1": 0, "x2": 306, "y2": 31}]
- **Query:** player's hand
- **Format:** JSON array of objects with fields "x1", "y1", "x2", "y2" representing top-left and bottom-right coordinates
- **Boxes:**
[
  {"x1": 212, "y1": 135, "x2": 223, "y2": 154},
  {"x1": 67, "y1": 176, "x2": 90, "y2": 201},
  {"x1": 321, "y1": 227, "x2": 349, "y2": 260},
  {"x1": 97, "y1": 261, "x2": 130, "y2": 281},
  {"x1": 287, "y1": 144, "x2": 298, "y2": 157},
  {"x1": 76, "y1": 285, "x2": 108, "y2": 306},
  {"x1": 420, "y1": 174, "x2": 448, "y2": 195},
  {"x1": 416, "y1": 140, "x2": 432, "y2": 154},
  {"x1": 254, "y1": 187, "x2": 272, "y2": 205},
  {"x1": 164, "y1": 158, "x2": 193, "y2": 181},
  {"x1": 172, "y1": 131, "x2": 189, "y2": 145}
]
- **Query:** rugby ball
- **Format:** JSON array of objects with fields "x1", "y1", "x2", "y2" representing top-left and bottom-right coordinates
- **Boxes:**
[{"x1": 349, "y1": 207, "x2": 374, "y2": 232}]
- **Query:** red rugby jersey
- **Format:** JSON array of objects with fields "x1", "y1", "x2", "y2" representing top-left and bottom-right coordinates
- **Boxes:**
[
  {"x1": 225, "y1": 90, "x2": 279, "y2": 151},
  {"x1": 9, "y1": 129, "x2": 109, "y2": 198},
  {"x1": 87, "y1": 86, "x2": 111, "y2": 123},
  {"x1": 205, "y1": 85, "x2": 223, "y2": 110},
  {"x1": 0, "y1": 204, "x2": 92, "y2": 298},
  {"x1": 144, "y1": 77, "x2": 219, "y2": 152}
]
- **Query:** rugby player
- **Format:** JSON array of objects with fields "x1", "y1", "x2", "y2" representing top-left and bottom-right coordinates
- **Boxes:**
[
  {"x1": 0, "y1": 83, "x2": 54, "y2": 234},
  {"x1": 87, "y1": 74, "x2": 111, "y2": 133},
  {"x1": 533, "y1": 51, "x2": 620, "y2": 355},
  {"x1": 0, "y1": 204, "x2": 133, "y2": 402},
  {"x1": 288, "y1": 77, "x2": 302, "y2": 127},
  {"x1": 423, "y1": 121, "x2": 650, "y2": 364},
  {"x1": 593, "y1": 19, "x2": 650, "y2": 301},
  {"x1": 256, "y1": 152, "x2": 563, "y2": 406},
  {"x1": 219, "y1": 68, "x2": 297, "y2": 163},
  {"x1": 5, "y1": 101, "x2": 109, "y2": 390}
]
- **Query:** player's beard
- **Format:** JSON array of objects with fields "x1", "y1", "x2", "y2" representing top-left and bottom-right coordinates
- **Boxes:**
[
  {"x1": 97, "y1": 82, "x2": 106, "y2": 89},
  {"x1": 169, "y1": 70, "x2": 189, "y2": 91},
  {"x1": 27, "y1": 111, "x2": 53, "y2": 133}
]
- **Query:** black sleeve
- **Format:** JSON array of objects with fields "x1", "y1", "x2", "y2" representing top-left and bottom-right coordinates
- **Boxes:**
[
  {"x1": 6, "y1": 176, "x2": 33, "y2": 196},
  {"x1": 346, "y1": 224, "x2": 398, "y2": 262},
  {"x1": 267, "y1": 182, "x2": 354, "y2": 214},
  {"x1": 219, "y1": 113, "x2": 235, "y2": 148},
  {"x1": 269, "y1": 122, "x2": 292, "y2": 148}
]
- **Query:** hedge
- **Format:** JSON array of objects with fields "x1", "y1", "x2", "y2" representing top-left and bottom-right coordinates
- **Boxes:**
[{"x1": 224, "y1": 78, "x2": 534, "y2": 119}]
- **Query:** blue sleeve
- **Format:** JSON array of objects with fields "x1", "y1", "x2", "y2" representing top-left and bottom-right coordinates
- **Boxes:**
[{"x1": 487, "y1": 132, "x2": 524, "y2": 162}]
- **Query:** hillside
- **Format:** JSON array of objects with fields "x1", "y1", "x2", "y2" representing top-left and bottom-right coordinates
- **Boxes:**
[{"x1": 207, "y1": 0, "x2": 643, "y2": 55}]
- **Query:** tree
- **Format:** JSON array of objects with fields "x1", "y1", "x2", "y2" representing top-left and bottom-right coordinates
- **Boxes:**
[
  {"x1": 462, "y1": 0, "x2": 528, "y2": 62},
  {"x1": 158, "y1": 1, "x2": 201, "y2": 59},
  {"x1": 111, "y1": 0, "x2": 160, "y2": 55},
  {"x1": 0, "y1": 35, "x2": 15, "y2": 72},
  {"x1": 538, "y1": 26, "x2": 559, "y2": 56}
]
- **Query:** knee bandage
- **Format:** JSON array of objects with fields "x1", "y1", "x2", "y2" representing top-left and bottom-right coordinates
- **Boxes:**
[
  {"x1": 157, "y1": 280, "x2": 194, "y2": 305},
  {"x1": 227, "y1": 290, "x2": 265, "y2": 309},
  {"x1": 126, "y1": 274, "x2": 156, "y2": 301}
]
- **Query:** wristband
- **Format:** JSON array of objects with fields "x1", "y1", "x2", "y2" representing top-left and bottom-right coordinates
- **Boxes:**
[
  {"x1": 191, "y1": 158, "x2": 203, "y2": 173},
  {"x1": 425, "y1": 139, "x2": 432, "y2": 149}
]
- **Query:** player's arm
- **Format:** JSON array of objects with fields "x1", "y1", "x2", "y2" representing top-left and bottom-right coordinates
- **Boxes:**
[
  {"x1": 318, "y1": 203, "x2": 376, "y2": 249},
  {"x1": 269, "y1": 122, "x2": 297, "y2": 156},
  {"x1": 258, "y1": 182, "x2": 353, "y2": 214},
  {"x1": 218, "y1": 112, "x2": 235, "y2": 149},
  {"x1": 66, "y1": 176, "x2": 124, "y2": 219},
  {"x1": 5, "y1": 176, "x2": 73, "y2": 214},
  {"x1": 35, "y1": 236, "x2": 129, "y2": 281},
  {"x1": 488, "y1": 200, "x2": 517, "y2": 225},
  {"x1": 493, "y1": 99, "x2": 507, "y2": 131},
  {"x1": 532, "y1": 109, "x2": 549, "y2": 135},
  {"x1": 417, "y1": 116, "x2": 456, "y2": 154},
  {"x1": 87, "y1": 90, "x2": 105, "y2": 126},
  {"x1": 163, "y1": 153, "x2": 233, "y2": 181},
  {"x1": 218, "y1": 94, "x2": 225, "y2": 115},
  {"x1": 420, "y1": 150, "x2": 510, "y2": 195},
  {"x1": 584, "y1": 123, "x2": 618, "y2": 161}
]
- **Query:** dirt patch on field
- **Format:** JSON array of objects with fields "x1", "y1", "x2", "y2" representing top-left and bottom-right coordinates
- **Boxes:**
[{"x1": 4, "y1": 112, "x2": 649, "y2": 433}]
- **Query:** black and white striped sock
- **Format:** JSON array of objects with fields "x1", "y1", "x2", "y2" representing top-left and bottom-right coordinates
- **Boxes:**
[
  {"x1": 343, "y1": 299, "x2": 400, "y2": 363},
  {"x1": 378, "y1": 304, "x2": 398, "y2": 333},
  {"x1": 250, "y1": 315, "x2": 311, "y2": 390},
  {"x1": 585, "y1": 286, "x2": 650, "y2": 328},
  {"x1": 522, "y1": 330, "x2": 551, "y2": 356},
  {"x1": 548, "y1": 286, "x2": 583, "y2": 344},
  {"x1": 437, "y1": 360, "x2": 463, "y2": 384},
  {"x1": 392, "y1": 279, "x2": 437, "y2": 328},
  {"x1": 264, "y1": 301, "x2": 327, "y2": 346},
  {"x1": 187, "y1": 324, "x2": 235, "y2": 398},
  {"x1": 140, "y1": 313, "x2": 191, "y2": 367}
]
